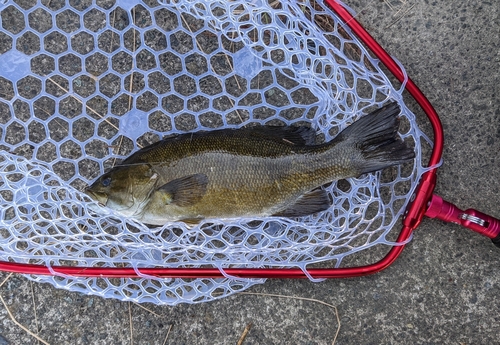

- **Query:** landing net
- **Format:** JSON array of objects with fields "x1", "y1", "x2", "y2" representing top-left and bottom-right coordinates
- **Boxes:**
[{"x1": 0, "y1": 0, "x2": 430, "y2": 304}]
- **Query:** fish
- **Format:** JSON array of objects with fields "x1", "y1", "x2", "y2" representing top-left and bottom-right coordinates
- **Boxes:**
[{"x1": 85, "y1": 102, "x2": 415, "y2": 225}]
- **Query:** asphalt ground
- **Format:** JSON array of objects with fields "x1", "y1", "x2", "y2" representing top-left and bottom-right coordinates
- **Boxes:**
[{"x1": 0, "y1": 0, "x2": 499, "y2": 344}]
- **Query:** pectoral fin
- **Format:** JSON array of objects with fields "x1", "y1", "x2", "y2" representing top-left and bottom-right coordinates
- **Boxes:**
[
  {"x1": 273, "y1": 189, "x2": 331, "y2": 217},
  {"x1": 156, "y1": 174, "x2": 208, "y2": 207}
]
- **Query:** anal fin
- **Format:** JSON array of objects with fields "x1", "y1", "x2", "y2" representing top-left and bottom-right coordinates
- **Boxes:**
[
  {"x1": 273, "y1": 189, "x2": 331, "y2": 217},
  {"x1": 179, "y1": 217, "x2": 204, "y2": 227}
]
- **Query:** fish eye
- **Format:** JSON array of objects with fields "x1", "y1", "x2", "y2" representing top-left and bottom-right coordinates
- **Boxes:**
[{"x1": 101, "y1": 176, "x2": 111, "y2": 187}]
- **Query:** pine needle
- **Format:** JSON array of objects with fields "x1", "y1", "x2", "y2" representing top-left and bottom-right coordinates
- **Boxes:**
[
  {"x1": 239, "y1": 292, "x2": 340, "y2": 345},
  {"x1": 30, "y1": 281, "x2": 40, "y2": 345},
  {"x1": 132, "y1": 302, "x2": 162, "y2": 317},
  {"x1": 385, "y1": 3, "x2": 416, "y2": 28},
  {"x1": 128, "y1": 6, "x2": 136, "y2": 111},
  {"x1": 0, "y1": 293, "x2": 50, "y2": 345},
  {"x1": 161, "y1": 324, "x2": 173, "y2": 345},
  {"x1": 129, "y1": 302, "x2": 133, "y2": 345},
  {"x1": 46, "y1": 76, "x2": 119, "y2": 132},
  {"x1": 0, "y1": 273, "x2": 12, "y2": 288}
]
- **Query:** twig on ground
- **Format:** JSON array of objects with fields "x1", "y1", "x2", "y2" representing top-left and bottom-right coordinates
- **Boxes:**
[{"x1": 236, "y1": 322, "x2": 253, "y2": 345}]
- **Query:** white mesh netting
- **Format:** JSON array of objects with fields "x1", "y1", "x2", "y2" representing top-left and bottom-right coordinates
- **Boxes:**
[{"x1": 0, "y1": 0, "x2": 431, "y2": 304}]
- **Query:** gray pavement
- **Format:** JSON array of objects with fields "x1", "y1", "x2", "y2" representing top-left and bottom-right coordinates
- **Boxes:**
[{"x1": 0, "y1": 0, "x2": 499, "y2": 344}]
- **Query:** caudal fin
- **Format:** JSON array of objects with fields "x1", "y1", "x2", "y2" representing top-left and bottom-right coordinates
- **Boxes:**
[{"x1": 337, "y1": 102, "x2": 415, "y2": 175}]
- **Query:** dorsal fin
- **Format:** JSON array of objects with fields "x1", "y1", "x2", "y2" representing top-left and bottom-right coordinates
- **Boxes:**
[
  {"x1": 241, "y1": 125, "x2": 317, "y2": 146},
  {"x1": 119, "y1": 125, "x2": 318, "y2": 166}
]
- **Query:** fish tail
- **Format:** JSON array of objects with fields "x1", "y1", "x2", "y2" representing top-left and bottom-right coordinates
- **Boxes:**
[{"x1": 336, "y1": 102, "x2": 415, "y2": 175}]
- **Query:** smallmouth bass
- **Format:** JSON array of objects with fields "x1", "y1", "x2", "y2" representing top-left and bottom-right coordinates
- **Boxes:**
[{"x1": 86, "y1": 102, "x2": 415, "y2": 225}]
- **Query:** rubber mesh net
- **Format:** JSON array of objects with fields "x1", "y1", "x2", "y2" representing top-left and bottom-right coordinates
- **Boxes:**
[{"x1": 0, "y1": 0, "x2": 431, "y2": 304}]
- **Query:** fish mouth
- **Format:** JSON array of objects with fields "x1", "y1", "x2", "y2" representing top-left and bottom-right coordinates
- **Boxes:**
[{"x1": 84, "y1": 188, "x2": 108, "y2": 207}]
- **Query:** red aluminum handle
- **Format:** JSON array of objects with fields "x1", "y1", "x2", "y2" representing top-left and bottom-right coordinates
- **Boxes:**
[{"x1": 426, "y1": 194, "x2": 500, "y2": 244}]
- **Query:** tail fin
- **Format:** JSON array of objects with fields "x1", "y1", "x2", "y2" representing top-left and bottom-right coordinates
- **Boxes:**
[{"x1": 336, "y1": 102, "x2": 415, "y2": 175}]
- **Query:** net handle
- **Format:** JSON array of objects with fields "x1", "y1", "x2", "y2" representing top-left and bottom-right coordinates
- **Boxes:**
[
  {"x1": 0, "y1": 0, "x2": 445, "y2": 279},
  {"x1": 426, "y1": 195, "x2": 500, "y2": 244}
]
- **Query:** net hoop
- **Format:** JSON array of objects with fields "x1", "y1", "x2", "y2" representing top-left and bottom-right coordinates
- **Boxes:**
[{"x1": 0, "y1": 0, "x2": 443, "y2": 304}]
